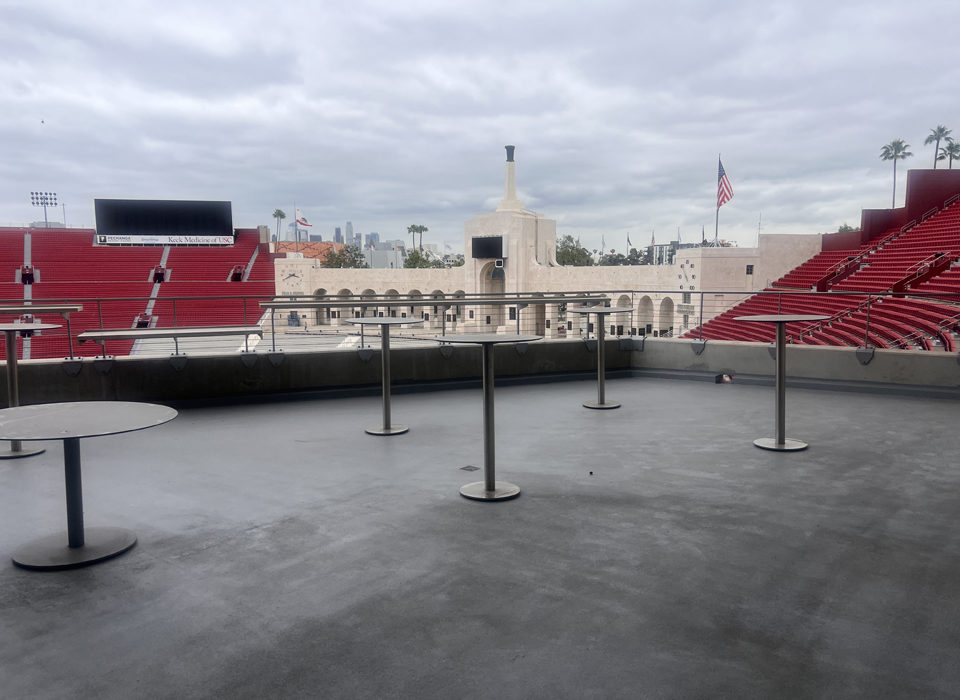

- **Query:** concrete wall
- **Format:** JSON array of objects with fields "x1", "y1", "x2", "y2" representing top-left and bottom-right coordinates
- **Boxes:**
[{"x1": 4, "y1": 338, "x2": 957, "y2": 406}]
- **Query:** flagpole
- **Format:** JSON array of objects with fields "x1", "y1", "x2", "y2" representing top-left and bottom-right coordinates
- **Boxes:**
[
  {"x1": 714, "y1": 154, "x2": 720, "y2": 244},
  {"x1": 293, "y1": 200, "x2": 299, "y2": 253}
]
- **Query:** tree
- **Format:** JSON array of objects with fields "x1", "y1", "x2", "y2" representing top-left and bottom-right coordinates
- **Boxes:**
[
  {"x1": 407, "y1": 224, "x2": 428, "y2": 252},
  {"x1": 555, "y1": 235, "x2": 594, "y2": 266},
  {"x1": 272, "y1": 209, "x2": 286, "y2": 240},
  {"x1": 837, "y1": 223, "x2": 856, "y2": 233},
  {"x1": 321, "y1": 245, "x2": 368, "y2": 268},
  {"x1": 598, "y1": 247, "x2": 648, "y2": 266},
  {"x1": 924, "y1": 125, "x2": 952, "y2": 168},
  {"x1": 598, "y1": 249, "x2": 627, "y2": 266},
  {"x1": 403, "y1": 249, "x2": 445, "y2": 268},
  {"x1": 938, "y1": 138, "x2": 960, "y2": 169},
  {"x1": 879, "y1": 139, "x2": 912, "y2": 208}
]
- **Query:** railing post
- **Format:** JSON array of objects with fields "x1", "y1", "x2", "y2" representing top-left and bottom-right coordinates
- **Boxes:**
[
  {"x1": 864, "y1": 297, "x2": 871, "y2": 347},
  {"x1": 270, "y1": 309, "x2": 276, "y2": 352},
  {"x1": 698, "y1": 291, "x2": 704, "y2": 340}
]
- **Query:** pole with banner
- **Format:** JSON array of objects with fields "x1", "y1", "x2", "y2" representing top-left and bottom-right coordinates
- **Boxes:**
[{"x1": 716, "y1": 156, "x2": 734, "y2": 244}]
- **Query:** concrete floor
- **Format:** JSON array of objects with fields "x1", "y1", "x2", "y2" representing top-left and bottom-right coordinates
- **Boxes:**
[{"x1": 1, "y1": 376, "x2": 959, "y2": 699}]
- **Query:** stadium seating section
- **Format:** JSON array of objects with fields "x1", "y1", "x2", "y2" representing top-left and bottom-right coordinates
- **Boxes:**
[
  {"x1": 0, "y1": 228, "x2": 276, "y2": 358},
  {"x1": 685, "y1": 198, "x2": 960, "y2": 350}
]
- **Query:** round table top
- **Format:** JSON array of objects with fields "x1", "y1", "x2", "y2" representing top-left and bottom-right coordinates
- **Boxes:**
[
  {"x1": 434, "y1": 333, "x2": 542, "y2": 345},
  {"x1": 0, "y1": 323, "x2": 61, "y2": 332},
  {"x1": 345, "y1": 317, "x2": 424, "y2": 327},
  {"x1": 734, "y1": 314, "x2": 830, "y2": 323},
  {"x1": 0, "y1": 401, "x2": 178, "y2": 441},
  {"x1": 567, "y1": 306, "x2": 633, "y2": 315}
]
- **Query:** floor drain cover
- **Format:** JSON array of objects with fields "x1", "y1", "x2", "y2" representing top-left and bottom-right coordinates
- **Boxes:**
[{"x1": 461, "y1": 465, "x2": 480, "y2": 472}]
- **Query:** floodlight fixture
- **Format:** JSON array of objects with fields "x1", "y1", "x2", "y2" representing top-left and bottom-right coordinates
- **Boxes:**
[{"x1": 30, "y1": 191, "x2": 58, "y2": 228}]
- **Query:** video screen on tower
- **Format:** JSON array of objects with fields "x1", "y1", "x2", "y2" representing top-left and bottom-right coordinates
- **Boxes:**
[
  {"x1": 95, "y1": 199, "x2": 234, "y2": 245},
  {"x1": 471, "y1": 236, "x2": 503, "y2": 259}
]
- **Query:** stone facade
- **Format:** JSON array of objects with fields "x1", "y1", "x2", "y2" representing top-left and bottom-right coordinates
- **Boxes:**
[{"x1": 273, "y1": 148, "x2": 821, "y2": 337}]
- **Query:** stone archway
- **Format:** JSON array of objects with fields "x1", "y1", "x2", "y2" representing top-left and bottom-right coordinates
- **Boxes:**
[
  {"x1": 429, "y1": 290, "x2": 445, "y2": 329},
  {"x1": 637, "y1": 296, "x2": 654, "y2": 336},
  {"x1": 407, "y1": 289, "x2": 423, "y2": 321},
  {"x1": 335, "y1": 288, "x2": 353, "y2": 326},
  {"x1": 479, "y1": 262, "x2": 505, "y2": 328},
  {"x1": 313, "y1": 287, "x2": 328, "y2": 326},
  {"x1": 360, "y1": 289, "x2": 377, "y2": 318},
  {"x1": 658, "y1": 297, "x2": 675, "y2": 337},
  {"x1": 615, "y1": 294, "x2": 632, "y2": 336},
  {"x1": 385, "y1": 289, "x2": 399, "y2": 318}
]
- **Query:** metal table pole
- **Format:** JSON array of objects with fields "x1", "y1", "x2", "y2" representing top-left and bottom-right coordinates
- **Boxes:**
[
  {"x1": 365, "y1": 322, "x2": 407, "y2": 436},
  {"x1": 583, "y1": 313, "x2": 620, "y2": 410},
  {"x1": 1, "y1": 329, "x2": 43, "y2": 458},
  {"x1": 753, "y1": 320, "x2": 807, "y2": 451},
  {"x1": 5, "y1": 331, "x2": 21, "y2": 452},
  {"x1": 482, "y1": 342, "x2": 496, "y2": 492},
  {"x1": 775, "y1": 321, "x2": 786, "y2": 445},
  {"x1": 460, "y1": 341, "x2": 521, "y2": 501},
  {"x1": 596, "y1": 316, "x2": 606, "y2": 404},
  {"x1": 64, "y1": 437, "x2": 85, "y2": 548}
]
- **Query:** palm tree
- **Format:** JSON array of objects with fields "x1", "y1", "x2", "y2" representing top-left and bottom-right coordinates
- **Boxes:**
[
  {"x1": 924, "y1": 125, "x2": 951, "y2": 168},
  {"x1": 273, "y1": 209, "x2": 286, "y2": 240},
  {"x1": 879, "y1": 139, "x2": 912, "y2": 208},
  {"x1": 938, "y1": 138, "x2": 960, "y2": 169},
  {"x1": 407, "y1": 224, "x2": 428, "y2": 252}
]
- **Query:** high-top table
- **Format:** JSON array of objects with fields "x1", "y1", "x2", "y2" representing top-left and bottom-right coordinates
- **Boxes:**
[
  {"x1": 0, "y1": 401, "x2": 178, "y2": 570},
  {"x1": 0, "y1": 322, "x2": 61, "y2": 459},
  {"x1": 735, "y1": 314, "x2": 829, "y2": 451},
  {"x1": 567, "y1": 307, "x2": 633, "y2": 409},
  {"x1": 346, "y1": 317, "x2": 424, "y2": 435},
  {"x1": 433, "y1": 333, "x2": 541, "y2": 501}
]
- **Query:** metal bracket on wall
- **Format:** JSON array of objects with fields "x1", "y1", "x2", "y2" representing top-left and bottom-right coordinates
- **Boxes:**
[
  {"x1": 583, "y1": 339, "x2": 597, "y2": 353},
  {"x1": 690, "y1": 339, "x2": 707, "y2": 356},
  {"x1": 93, "y1": 357, "x2": 115, "y2": 374},
  {"x1": 239, "y1": 352, "x2": 258, "y2": 369},
  {"x1": 358, "y1": 347, "x2": 374, "y2": 362},
  {"x1": 856, "y1": 346, "x2": 875, "y2": 365},
  {"x1": 266, "y1": 351, "x2": 284, "y2": 367},
  {"x1": 767, "y1": 344, "x2": 777, "y2": 360},
  {"x1": 61, "y1": 358, "x2": 83, "y2": 377},
  {"x1": 438, "y1": 344, "x2": 453, "y2": 359},
  {"x1": 169, "y1": 354, "x2": 188, "y2": 371}
]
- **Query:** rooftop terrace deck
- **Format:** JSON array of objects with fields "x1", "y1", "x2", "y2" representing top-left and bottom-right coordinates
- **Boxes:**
[{"x1": 1, "y1": 376, "x2": 959, "y2": 698}]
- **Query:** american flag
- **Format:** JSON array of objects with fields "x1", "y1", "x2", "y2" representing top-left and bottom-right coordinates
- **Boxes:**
[{"x1": 717, "y1": 159, "x2": 733, "y2": 208}]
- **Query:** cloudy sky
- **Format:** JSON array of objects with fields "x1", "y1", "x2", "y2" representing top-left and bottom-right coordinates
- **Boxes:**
[{"x1": 3, "y1": 0, "x2": 958, "y2": 252}]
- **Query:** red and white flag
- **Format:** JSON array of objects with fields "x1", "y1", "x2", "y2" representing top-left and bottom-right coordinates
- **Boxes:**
[
  {"x1": 295, "y1": 208, "x2": 312, "y2": 227},
  {"x1": 717, "y1": 159, "x2": 734, "y2": 208}
]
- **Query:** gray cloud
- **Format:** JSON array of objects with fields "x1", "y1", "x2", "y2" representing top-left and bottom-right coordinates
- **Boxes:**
[{"x1": 2, "y1": 0, "x2": 958, "y2": 250}]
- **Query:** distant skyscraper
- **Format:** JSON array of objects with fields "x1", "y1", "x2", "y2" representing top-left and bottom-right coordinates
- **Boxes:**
[
  {"x1": 353, "y1": 232, "x2": 362, "y2": 248},
  {"x1": 334, "y1": 226, "x2": 342, "y2": 244},
  {"x1": 345, "y1": 221, "x2": 353, "y2": 242},
  {"x1": 365, "y1": 232, "x2": 380, "y2": 248}
]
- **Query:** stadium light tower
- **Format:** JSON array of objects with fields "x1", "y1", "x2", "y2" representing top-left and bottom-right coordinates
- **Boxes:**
[{"x1": 30, "y1": 191, "x2": 58, "y2": 228}]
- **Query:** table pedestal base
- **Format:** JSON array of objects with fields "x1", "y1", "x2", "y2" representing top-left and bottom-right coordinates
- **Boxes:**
[
  {"x1": 754, "y1": 437, "x2": 808, "y2": 452},
  {"x1": 0, "y1": 445, "x2": 45, "y2": 459},
  {"x1": 12, "y1": 527, "x2": 137, "y2": 571},
  {"x1": 583, "y1": 401, "x2": 620, "y2": 410},
  {"x1": 460, "y1": 481, "x2": 520, "y2": 501},
  {"x1": 365, "y1": 425, "x2": 408, "y2": 436}
]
